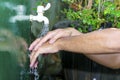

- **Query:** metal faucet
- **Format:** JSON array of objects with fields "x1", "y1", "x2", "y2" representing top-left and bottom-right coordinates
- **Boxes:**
[
  {"x1": 30, "y1": 3, "x2": 51, "y2": 25},
  {"x1": 29, "y1": 3, "x2": 51, "y2": 80},
  {"x1": 0, "y1": 2, "x2": 29, "y2": 23},
  {"x1": 9, "y1": 5, "x2": 29, "y2": 23}
]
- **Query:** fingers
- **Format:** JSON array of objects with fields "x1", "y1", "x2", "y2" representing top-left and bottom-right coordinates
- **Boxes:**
[
  {"x1": 32, "y1": 29, "x2": 62, "y2": 51},
  {"x1": 49, "y1": 29, "x2": 72, "y2": 43},
  {"x1": 41, "y1": 29, "x2": 61, "y2": 43},
  {"x1": 29, "y1": 38, "x2": 41, "y2": 51},
  {"x1": 30, "y1": 60, "x2": 38, "y2": 68},
  {"x1": 33, "y1": 31, "x2": 57, "y2": 51},
  {"x1": 30, "y1": 50, "x2": 41, "y2": 68},
  {"x1": 29, "y1": 42, "x2": 59, "y2": 68},
  {"x1": 49, "y1": 32, "x2": 64, "y2": 44},
  {"x1": 29, "y1": 29, "x2": 66, "y2": 51},
  {"x1": 34, "y1": 61, "x2": 38, "y2": 68},
  {"x1": 29, "y1": 29, "x2": 65, "y2": 68}
]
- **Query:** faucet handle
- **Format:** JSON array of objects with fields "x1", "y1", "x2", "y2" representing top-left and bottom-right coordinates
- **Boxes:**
[
  {"x1": 37, "y1": 3, "x2": 51, "y2": 13},
  {"x1": 44, "y1": 3, "x2": 51, "y2": 11}
]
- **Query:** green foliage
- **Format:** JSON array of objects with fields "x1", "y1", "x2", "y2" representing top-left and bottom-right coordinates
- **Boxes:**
[
  {"x1": 62, "y1": 0, "x2": 78, "y2": 4},
  {"x1": 103, "y1": 1, "x2": 120, "y2": 28},
  {"x1": 62, "y1": 0, "x2": 120, "y2": 32}
]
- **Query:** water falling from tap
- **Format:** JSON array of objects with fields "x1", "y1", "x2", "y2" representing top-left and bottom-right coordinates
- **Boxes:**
[
  {"x1": 28, "y1": 3, "x2": 51, "y2": 80},
  {"x1": 38, "y1": 24, "x2": 49, "y2": 37}
]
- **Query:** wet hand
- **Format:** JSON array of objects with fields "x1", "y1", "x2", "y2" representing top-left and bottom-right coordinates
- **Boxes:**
[
  {"x1": 29, "y1": 28, "x2": 81, "y2": 51},
  {"x1": 29, "y1": 42, "x2": 59, "y2": 68}
]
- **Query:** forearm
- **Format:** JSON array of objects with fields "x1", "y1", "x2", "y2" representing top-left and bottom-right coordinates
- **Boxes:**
[
  {"x1": 56, "y1": 28, "x2": 120, "y2": 54},
  {"x1": 86, "y1": 54, "x2": 120, "y2": 69}
]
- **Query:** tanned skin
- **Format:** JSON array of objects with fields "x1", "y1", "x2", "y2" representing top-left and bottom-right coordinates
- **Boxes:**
[{"x1": 29, "y1": 28, "x2": 120, "y2": 69}]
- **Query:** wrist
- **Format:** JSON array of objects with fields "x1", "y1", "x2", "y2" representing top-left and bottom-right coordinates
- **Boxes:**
[{"x1": 67, "y1": 28, "x2": 82, "y2": 36}]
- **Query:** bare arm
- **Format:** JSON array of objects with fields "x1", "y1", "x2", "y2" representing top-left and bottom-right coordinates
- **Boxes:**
[
  {"x1": 29, "y1": 28, "x2": 81, "y2": 51},
  {"x1": 86, "y1": 54, "x2": 120, "y2": 69},
  {"x1": 56, "y1": 28, "x2": 120, "y2": 69},
  {"x1": 57, "y1": 28, "x2": 120, "y2": 54},
  {"x1": 29, "y1": 28, "x2": 120, "y2": 68}
]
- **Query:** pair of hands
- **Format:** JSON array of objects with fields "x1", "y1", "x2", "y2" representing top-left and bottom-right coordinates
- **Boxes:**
[{"x1": 29, "y1": 28, "x2": 81, "y2": 68}]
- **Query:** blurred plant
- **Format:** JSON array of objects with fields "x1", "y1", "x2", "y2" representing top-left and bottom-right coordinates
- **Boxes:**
[
  {"x1": 62, "y1": 0, "x2": 120, "y2": 32},
  {"x1": 103, "y1": 1, "x2": 120, "y2": 28}
]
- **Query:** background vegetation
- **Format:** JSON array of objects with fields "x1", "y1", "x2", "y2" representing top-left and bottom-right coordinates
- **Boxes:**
[{"x1": 62, "y1": 0, "x2": 120, "y2": 32}]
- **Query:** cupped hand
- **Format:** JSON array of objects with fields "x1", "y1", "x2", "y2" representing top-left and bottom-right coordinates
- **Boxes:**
[
  {"x1": 29, "y1": 42, "x2": 60, "y2": 68},
  {"x1": 29, "y1": 28, "x2": 81, "y2": 51},
  {"x1": 29, "y1": 28, "x2": 81, "y2": 68}
]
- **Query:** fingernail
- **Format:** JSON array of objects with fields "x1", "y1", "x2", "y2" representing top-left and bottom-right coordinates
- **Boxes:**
[
  {"x1": 27, "y1": 49, "x2": 31, "y2": 52},
  {"x1": 28, "y1": 47, "x2": 32, "y2": 50},
  {"x1": 34, "y1": 63, "x2": 38, "y2": 68},
  {"x1": 30, "y1": 64, "x2": 33, "y2": 68}
]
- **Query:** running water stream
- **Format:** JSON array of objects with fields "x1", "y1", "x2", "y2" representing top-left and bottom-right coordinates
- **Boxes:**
[
  {"x1": 22, "y1": 3, "x2": 51, "y2": 80},
  {"x1": 29, "y1": 23, "x2": 49, "y2": 80}
]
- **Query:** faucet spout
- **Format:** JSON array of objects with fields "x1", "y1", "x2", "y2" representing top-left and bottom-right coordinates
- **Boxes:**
[
  {"x1": 9, "y1": 5, "x2": 30, "y2": 23},
  {"x1": 30, "y1": 15, "x2": 49, "y2": 24},
  {"x1": 9, "y1": 15, "x2": 29, "y2": 23}
]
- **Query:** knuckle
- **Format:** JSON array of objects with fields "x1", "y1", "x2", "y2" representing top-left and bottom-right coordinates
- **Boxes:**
[{"x1": 36, "y1": 38, "x2": 41, "y2": 41}]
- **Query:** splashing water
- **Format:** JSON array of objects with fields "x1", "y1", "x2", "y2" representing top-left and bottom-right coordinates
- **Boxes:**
[
  {"x1": 38, "y1": 24, "x2": 49, "y2": 37},
  {"x1": 20, "y1": 24, "x2": 49, "y2": 80},
  {"x1": 20, "y1": 50, "x2": 39, "y2": 80},
  {"x1": 20, "y1": 67, "x2": 39, "y2": 80}
]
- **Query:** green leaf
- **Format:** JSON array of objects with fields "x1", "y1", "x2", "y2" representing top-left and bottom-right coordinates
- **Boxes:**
[
  {"x1": 117, "y1": 22, "x2": 120, "y2": 28},
  {"x1": 78, "y1": 28, "x2": 83, "y2": 32}
]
